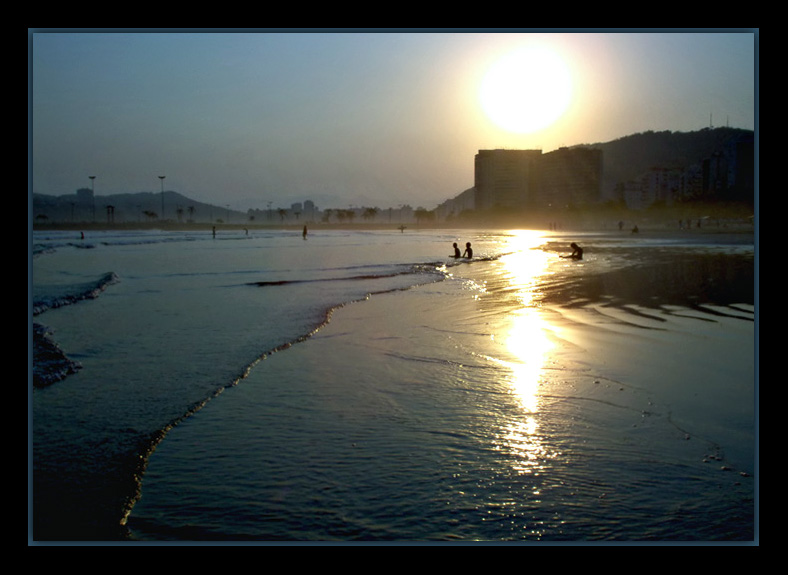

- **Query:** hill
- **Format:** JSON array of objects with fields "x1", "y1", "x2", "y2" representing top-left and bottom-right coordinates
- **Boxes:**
[
  {"x1": 577, "y1": 127, "x2": 754, "y2": 201},
  {"x1": 32, "y1": 190, "x2": 247, "y2": 226}
]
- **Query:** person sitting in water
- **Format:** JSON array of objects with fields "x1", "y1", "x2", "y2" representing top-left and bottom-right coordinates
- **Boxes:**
[
  {"x1": 463, "y1": 242, "x2": 473, "y2": 258},
  {"x1": 561, "y1": 242, "x2": 583, "y2": 260},
  {"x1": 451, "y1": 242, "x2": 461, "y2": 258}
]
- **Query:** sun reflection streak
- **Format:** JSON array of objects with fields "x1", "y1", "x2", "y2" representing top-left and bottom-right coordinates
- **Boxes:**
[
  {"x1": 497, "y1": 231, "x2": 554, "y2": 412},
  {"x1": 505, "y1": 308, "x2": 552, "y2": 413},
  {"x1": 490, "y1": 231, "x2": 558, "y2": 473}
]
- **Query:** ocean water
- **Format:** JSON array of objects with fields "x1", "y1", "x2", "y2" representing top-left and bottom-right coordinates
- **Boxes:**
[{"x1": 30, "y1": 227, "x2": 756, "y2": 542}]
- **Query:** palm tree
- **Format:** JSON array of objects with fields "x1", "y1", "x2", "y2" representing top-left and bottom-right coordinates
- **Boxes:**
[{"x1": 414, "y1": 208, "x2": 435, "y2": 224}]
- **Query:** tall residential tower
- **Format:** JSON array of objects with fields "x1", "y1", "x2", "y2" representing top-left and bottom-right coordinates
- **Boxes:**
[{"x1": 474, "y1": 147, "x2": 603, "y2": 211}]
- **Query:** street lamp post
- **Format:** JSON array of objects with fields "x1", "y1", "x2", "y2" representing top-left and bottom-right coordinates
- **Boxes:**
[
  {"x1": 89, "y1": 176, "x2": 96, "y2": 222},
  {"x1": 159, "y1": 176, "x2": 166, "y2": 220}
]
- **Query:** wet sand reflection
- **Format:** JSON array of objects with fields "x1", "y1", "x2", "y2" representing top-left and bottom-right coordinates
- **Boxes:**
[{"x1": 472, "y1": 231, "x2": 754, "y2": 478}]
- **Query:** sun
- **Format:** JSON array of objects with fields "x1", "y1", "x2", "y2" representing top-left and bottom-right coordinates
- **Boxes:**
[{"x1": 479, "y1": 46, "x2": 573, "y2": 134}]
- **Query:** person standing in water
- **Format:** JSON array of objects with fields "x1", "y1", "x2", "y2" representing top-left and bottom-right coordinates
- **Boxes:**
[
  {"x1": 463, "y1": 242, "x2": 473, "y2": 258},
  {"x1": 451, "y1": 242, "x2": 461, "y2": 258},
  {"x1": 303, "y1": 224, "x2": 308, "y2": 240}
]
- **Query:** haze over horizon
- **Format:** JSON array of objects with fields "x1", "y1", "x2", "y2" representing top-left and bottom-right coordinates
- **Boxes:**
[{"x1": 30, "y1": 30, "x2": 757, "y2": 212}]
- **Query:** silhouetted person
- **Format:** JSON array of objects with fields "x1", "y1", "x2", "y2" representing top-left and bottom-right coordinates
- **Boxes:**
[
  {"x1": 463, "y1": 242, "x2": 473, "y2": 258},
  {"x1": 303, "y1": 225, "x2": 308, "y2": 240},
  {"x1": 561, "y1": 242, "x2": 583, "y2": 260},
  {"x1": 451, "y1": 242, "x2": 461, "y2": 258}
]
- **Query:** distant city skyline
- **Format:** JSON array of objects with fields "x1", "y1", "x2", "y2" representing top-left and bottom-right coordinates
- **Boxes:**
[{"x1": 30, "y1": 29, "x2": 757, "y2": 212}]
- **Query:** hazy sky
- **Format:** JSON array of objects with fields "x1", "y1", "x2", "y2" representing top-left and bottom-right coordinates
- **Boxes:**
[{"x1": 30, "y1": 30, "x2": 757, "y2": 211}]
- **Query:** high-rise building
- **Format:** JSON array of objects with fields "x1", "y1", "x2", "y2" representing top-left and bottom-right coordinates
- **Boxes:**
[
  {"x1": 474, "y1": 149, "x2": 541, "y2": 210},
  {"x1": 473, "y1": 147, "x2": 603, "y2": 211},
  {"x1": 537, "y1": 147, "x2": 603, "y2": 209}
]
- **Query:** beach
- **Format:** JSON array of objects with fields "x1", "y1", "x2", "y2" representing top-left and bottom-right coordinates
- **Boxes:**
[{"x1": 31, "y1": 227, "x2": 756, "y2": 542}]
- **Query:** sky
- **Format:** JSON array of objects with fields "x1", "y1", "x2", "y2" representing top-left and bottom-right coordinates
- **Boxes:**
[{"x1": 30, "y1": 29, "x2": 757, "y2": 212}]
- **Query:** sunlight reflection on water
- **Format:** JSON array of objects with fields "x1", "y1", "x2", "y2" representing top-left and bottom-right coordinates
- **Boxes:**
[{"x1": 488, "y1": 231, "x2": 561, "y2": 475}]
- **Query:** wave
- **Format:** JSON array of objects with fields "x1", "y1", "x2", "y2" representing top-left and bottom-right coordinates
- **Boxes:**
[
  {"x1": 248, "y1": 256, "x2": 500, "y2": 288},
  {"x1": 32, "y1": 271, "x2": 120, "y2": 388},
  {"x1": 32, "y1": 322, "x2": 82, "y2": 388},
  {"x1": 32, "y1": 271, "x2": 120, "y2": 316},
  {"x1": 32, "y1": 230, "x2": 206, "y2": 258},
  {"x1": 251, "y1": 269, "x2": 432, "y2": 288},
  {"x1": 32, "y1": 241, "x2": 97, "y2": 257}
]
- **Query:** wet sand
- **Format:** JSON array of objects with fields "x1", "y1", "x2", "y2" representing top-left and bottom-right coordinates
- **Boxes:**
[{"x1": 303, "y1": 260, "x2": 756, "y2": 477}]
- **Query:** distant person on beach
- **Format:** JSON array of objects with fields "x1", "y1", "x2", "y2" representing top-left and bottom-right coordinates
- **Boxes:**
[
  {"x1": 452, "y1": 242, "x2": 461, "y2": 258},
  {"x1": 463, "y1": 242, "x2": 473, "y2": 258},
  {"x1": 561, "y1": 242, "x2": 583, "y2": 260},
  {"x1": 303, "y1": 225, "x2": 308, "y2": 240}
]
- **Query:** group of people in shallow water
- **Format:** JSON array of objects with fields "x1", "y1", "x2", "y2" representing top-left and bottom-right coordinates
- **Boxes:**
[
  {"x1": 452, "y1": 241, "x2": 583, "y2": 261},
  {"x1": 451, "y1": 242, "x2": 473, "y2": 259}
]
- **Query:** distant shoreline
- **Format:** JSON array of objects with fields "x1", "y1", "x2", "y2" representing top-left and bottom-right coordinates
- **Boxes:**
[
  {"x1": 31, "y1": 218, "x2": 755, "y2": 236},
  {"x1": 31, "y1": 221, "x2": 425, "y2": 233},
  {"x1": 32, "y1": 201, "x2": 755, "y2": 235}
]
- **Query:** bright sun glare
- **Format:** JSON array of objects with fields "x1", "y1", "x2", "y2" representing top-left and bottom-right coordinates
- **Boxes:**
[{"x1": 479, "y1": 46, "x2": 573, "y2": 134}]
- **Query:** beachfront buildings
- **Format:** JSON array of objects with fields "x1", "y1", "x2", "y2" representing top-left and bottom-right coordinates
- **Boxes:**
[
  {"x1": 473, "y1": 147, "x2": 603, "y2": 212},
  {"x1": 474, "y1": 149, "x2": 541, "y2": 211}
]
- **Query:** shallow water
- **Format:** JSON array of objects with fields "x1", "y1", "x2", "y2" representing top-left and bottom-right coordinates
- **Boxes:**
[
  {"x1": 130, "y1": 230, "x2": 755, "y2": 542},
  {"x1": 32, "y1": 228, "x2": 481, "y2": 539},
  {"x1": 31, "y1": 228, "x2": 756, "y2": 542}
]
